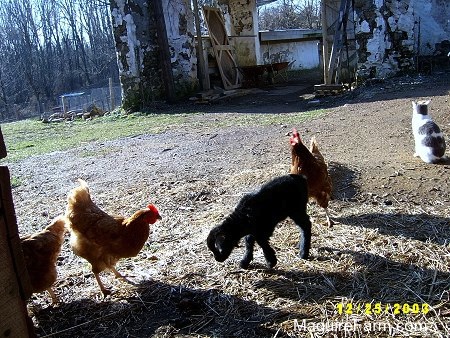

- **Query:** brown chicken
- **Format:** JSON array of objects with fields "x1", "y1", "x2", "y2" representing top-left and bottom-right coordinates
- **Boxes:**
[
  {"x1": 65, "y1": 179, "x2": 161, "y2": 296},
  {"x1": 289, "y1": 128, "x2": 333, "y2": 226},
  {"x1": 21, "y1": 216, "x2": 67, "y2": 304}
]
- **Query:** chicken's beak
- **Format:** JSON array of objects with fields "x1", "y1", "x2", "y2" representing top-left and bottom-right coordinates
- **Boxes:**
[{"x1": 157, "y1": 215, "x2": 162, "y2": 220}]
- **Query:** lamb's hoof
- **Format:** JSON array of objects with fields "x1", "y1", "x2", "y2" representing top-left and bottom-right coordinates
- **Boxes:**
[
  {"x1": 266, "y1": 258, "x2": 277, "y2": 269},
  {"x1": 240, "y1": 260, "x2": 251, "y2": 269},
  {"x1": 298, "y1": 250, "x2": 309, "y2": 260}
]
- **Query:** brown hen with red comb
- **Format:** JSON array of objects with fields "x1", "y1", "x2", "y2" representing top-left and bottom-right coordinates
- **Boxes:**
[
  {"x1": 65, "y1": 179, "x2": 161, "y2": 296},
  {"x1": 290, "y1": 128, "x2": 333, "y2": 226}
]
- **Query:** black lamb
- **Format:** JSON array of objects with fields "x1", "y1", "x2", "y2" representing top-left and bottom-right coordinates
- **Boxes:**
[{"x1": 207, "y1": 174, "x2": 311, "y2": 269}]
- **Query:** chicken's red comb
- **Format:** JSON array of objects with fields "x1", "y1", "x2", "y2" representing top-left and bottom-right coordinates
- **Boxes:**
[
  {"x1": 290, "y1": 128, "x2": 300, "y2": 145},
  {"x1": 147, "y1": 204, "x2": 159, "y2": 214}
]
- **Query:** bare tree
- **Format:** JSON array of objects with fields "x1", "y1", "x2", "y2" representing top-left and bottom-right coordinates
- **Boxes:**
[
  {"x1": 2, "y1": 0, "x2": 47, "y2": 114},
  {"x1": 0, "y1": 0, "x2": 117, "y2": 120},
  {"x1": 258, "y1": 0, "x2": 320, "y2": 30},
  {"x1": 298, "y1": 0, "x2": 321, "y2": 29}
]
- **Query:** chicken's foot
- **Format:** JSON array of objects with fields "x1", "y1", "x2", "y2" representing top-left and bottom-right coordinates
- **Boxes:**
[{"x1": 112, "y1": 267, "x2": 136, "y2": 285}]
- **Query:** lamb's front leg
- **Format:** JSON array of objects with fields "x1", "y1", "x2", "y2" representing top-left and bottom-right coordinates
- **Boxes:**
[
  {"x1": 256, "y1": 239, "x2": 277, "y2": 268},
  {"x1": 298, "y1": 220, "x2": 312, "y2": 259},
  {"x1": 292, "y1": 214, "x2": 312, "y2": 259},
  {"x1": 240, "y1": 235, "x2": 255, "y2": 269}
]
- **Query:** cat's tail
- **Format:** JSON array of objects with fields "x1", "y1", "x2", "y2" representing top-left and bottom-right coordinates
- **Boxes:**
[{"x1": 432, "y1": 155, "x2": 450, "y2": 164}]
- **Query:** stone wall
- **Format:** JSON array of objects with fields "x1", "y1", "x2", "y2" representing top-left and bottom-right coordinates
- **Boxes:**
[
  {"x1": 354, "y1": 0, "x2": 450, "y2": 80},
  {"x1": 110, "y1": 0, "x2": 158, "y2": 110}
]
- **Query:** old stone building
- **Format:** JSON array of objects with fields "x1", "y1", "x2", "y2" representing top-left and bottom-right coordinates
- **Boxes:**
[{"x1": 109, "y1": 0, "x2": 449, "y2": 108}]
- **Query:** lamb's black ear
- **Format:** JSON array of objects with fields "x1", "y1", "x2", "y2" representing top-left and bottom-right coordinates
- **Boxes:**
[{"x1": 215, "y1": 234, "x2": 226, "y2": 254}]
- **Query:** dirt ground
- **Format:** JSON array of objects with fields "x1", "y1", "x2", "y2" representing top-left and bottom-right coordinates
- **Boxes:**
[{"x1": 7, "y1": 69, "x2": 450, "y2": 337}]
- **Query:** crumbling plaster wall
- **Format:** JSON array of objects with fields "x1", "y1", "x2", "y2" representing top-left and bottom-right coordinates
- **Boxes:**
[
  {"x1": 110, "y1": 0, "x2": 197, "y2": 110},
  {"x1": 354, "y1": 0, "x2": 449, "y2": 79},
  {"x1": 110, "y1": 0, "x2": 154, "y2": 109},
  {"x1": 163, "y1": 0, "x2": 198, "y2": 91},
  {"x1": 206, "y1": 0, "x2": 260, "y2": 66},
  {"x1": 225, "y1": 0, "x2": 261, "y2": 66}
]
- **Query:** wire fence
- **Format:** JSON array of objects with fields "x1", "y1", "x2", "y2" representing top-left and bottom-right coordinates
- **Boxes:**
[{"x1": 59, "y1": 85, "x2": 122, "y2": 114}]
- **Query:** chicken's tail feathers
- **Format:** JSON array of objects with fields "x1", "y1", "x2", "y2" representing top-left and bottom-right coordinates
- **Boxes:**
[
  {"x1": 309, "y1": 135, "x2": 320, "y2": 153},
  {"x1": 76, "y1": 178, "x2": 89, "y2": 192},
  {"x1": 66, "y1": 179, "x2": 94, "y2": 212}
]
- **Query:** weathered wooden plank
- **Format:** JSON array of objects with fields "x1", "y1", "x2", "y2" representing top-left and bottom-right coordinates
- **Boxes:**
[
  {"x1": 0, "y1": 166, "x2": 35, "y2": 337},
  {"x1": 0, "y1": 126, "x2": 6, "y2": 159},
  {"x1": 203, "y1": 6, "x2": 242, "y2": 90}
]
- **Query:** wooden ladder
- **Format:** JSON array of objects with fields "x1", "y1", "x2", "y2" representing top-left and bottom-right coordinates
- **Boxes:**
[{"x1": 326, "y1": 0, "x2": 356, "y2": 84}]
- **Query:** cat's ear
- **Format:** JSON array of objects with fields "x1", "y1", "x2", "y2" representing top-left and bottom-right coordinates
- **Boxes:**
[{"x1": 412, "y1": 101, "x2": 417, "y2": 107}]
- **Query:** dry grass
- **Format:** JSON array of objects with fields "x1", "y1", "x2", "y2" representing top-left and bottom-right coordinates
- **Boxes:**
[
  {"x1": 27, "y1": 164, "x2": 450, "y2": 338},
  {"x1": 12, "y1": 73, "x2": 450, "y2": 337}
]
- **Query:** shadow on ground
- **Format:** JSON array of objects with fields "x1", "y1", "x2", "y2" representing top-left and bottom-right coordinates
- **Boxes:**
[
  {"x1": 328, "y1": 161, "x2": 359, "y2": 201},
  {"x1": 33, "y1": 280, "x2": 291, "y2": 338},
  {"x1": 335, "y1": 212, "x2": 450, "y2": 245},
  {"x1": 253, "y1": 249, "x2": 449, "y2": 306}
]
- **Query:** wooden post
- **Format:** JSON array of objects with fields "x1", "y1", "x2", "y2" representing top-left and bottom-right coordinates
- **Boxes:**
[
  {"x1": 0, "y1": 128, "x2": 36, "y2": 337},
  {"x1": 62, "y1": 95, "x2": 67, "y2": 113},
  {"x1": 0, "y1": 127, "x2": 6, "y2": 158},
  {"x1": 154, "y1": 0, "x2": 176, "y2": 102},
  {"x1": 193, "y1": 0, "x2": 210, "y2": 91},
  {"x1": 327, "y1": 0, "x2": 349, "y2": 83},
  {"x1": 321, "y1": 0, "x2": 330, "y2": 84},
  {"x1": 109, "y1": 77, "x2": 115, "y2": 111}
]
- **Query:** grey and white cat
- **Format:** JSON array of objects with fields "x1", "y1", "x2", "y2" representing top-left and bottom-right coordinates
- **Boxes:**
[{"x1": 411, "y1": 100, "x2": 446, "y2": 163}]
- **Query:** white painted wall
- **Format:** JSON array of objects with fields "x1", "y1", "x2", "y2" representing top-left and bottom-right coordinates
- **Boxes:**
[
  {"x1": 411, "y1": 0, "x2": 450, "y2": 54},
  {"x1": 260, "y1": 39, "x2": 320, "y2": 69},
  {"x1": 259, "y1": 30, "x2": 321, "y2": 69}
]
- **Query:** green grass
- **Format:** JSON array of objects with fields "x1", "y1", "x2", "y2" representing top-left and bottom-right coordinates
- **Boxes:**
[
  {"x1": 1, "y1": 109, "x2": 326, "y2": 162},
  {"x1": 10, "y1": 176, "x2": 22, "y2": 188},
  {"x1": 1, "y1": 113, "x2": 187, "y2": 161},
  {"x1": 206, "y1": 109, "x2": 326, "y2": 128}
]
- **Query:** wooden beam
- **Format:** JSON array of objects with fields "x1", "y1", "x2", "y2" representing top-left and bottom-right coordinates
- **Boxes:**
[
  {"x1": 0, "y1": 164, "x2": 35, "y2": 337},
  {"x1": 192, "y1": 0, "x2": 210, "y2": 91},
  {"x1": 0, "y1": 127, "x2": 6, "y2": 159}
]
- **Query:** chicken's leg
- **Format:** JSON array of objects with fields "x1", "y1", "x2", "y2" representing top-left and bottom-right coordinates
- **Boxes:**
[
  {"x1": 47, "y1": 287, "x2": 58, "y2": 304},
  {"x1": 324, "y1": 208, "x2": 334, "y2": 227},
  {"x1": 112, "y1": 267, "x2": 135, "y2": 285},
  {"x1": 94, "y1": 273, "x2": 112, "y2": 297}
]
